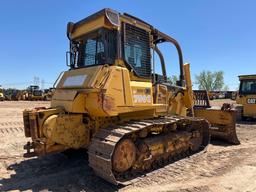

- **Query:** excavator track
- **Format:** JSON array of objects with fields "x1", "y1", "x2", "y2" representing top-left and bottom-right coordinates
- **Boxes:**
[{"x1": 88, "y1": 116, "x2": 210, "y2": 185}]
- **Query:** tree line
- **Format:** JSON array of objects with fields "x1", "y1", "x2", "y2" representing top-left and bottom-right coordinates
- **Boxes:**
[{"x1": 168, "y1": 70, "x2": 228, "y2": 91}]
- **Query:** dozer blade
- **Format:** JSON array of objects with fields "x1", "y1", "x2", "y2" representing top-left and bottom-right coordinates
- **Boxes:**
[
  {"x1": 194, "y1": 107, "x2": 240, "y2": 144},
  {"x1": 193, "y1": 90, "x2": 240, "y2": 145}
]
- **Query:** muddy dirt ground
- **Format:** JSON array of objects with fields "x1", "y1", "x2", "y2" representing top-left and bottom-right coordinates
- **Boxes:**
[{"x1": 0, "y1": 100, "x2": 256, "y2": 192}]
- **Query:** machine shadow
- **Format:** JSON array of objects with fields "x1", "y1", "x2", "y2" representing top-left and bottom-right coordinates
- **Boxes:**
[
  {"x1": 237, "y1": 119, "x2": 256, "y2": 125},
  {"x1": 210, "y1": 139, "x2": 234, "y2": 147},
  {"x1": 0, "y1": 151, "x2": 118, "y2": 192}
]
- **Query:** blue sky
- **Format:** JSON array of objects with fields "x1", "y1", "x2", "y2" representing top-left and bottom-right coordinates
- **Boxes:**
[{"x1": 0, "y1": 0, "x2": 255, "y2": 90}]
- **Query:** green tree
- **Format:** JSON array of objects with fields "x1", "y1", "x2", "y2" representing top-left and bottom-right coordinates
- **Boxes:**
[
  {"x1": 167, "y1": 75, "x2": 178, "y2": 85},
  {"x1": 195, "y1": 70, "x2": 227, "y2": 91},
  {"x1": 223, "y1": 85, "x2": 229, "y2": 91}
]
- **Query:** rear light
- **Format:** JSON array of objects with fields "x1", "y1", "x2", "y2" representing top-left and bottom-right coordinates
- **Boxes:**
[{"x1": 106, "y1": 9, "x2": 120, "y2": 27}]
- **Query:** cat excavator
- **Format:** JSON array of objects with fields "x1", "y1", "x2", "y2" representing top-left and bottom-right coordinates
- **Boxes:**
[{"x1": 23, "y1": 9, "x2": 239, "y2": 185}]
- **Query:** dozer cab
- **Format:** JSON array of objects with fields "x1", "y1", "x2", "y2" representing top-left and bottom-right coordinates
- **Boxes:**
[
  {"x1": 236, "y1": 74, "x2": 256, "y2": 119},
  {"x1": 23, "y1": 9, "x2": 239, "y2": 185}
]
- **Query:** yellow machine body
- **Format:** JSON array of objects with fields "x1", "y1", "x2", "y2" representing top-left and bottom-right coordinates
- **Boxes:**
[
  {"x1": 0, "y1": 87, "x2": 4, "y2": 101},
  {"x1": 24, "y1": 64, "x2": 190, "y2": 155},
  {"x1": 22, "y1": 9, "x2": 239, "y2": 184},
  {"x1": 236, "y1": 75, "x2": 256, "y2": 118}
]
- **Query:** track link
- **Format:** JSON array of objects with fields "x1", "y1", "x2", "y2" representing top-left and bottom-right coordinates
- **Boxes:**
[
  {"x1": 0, "y1": 120, "x2": 24, "y2": 136},
  {"x1": 88, "y1": 116, "x2": 210, "y2": 185}
]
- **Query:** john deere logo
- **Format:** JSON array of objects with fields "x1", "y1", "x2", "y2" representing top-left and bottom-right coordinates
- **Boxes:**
[{"x1": 247, "y1": 98, "x2": 256, "y2": 104}]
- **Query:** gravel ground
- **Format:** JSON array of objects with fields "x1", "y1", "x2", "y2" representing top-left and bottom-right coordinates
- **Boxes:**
[{"x1": 0, "y1": 100, "x2": 256, "y2": 192}]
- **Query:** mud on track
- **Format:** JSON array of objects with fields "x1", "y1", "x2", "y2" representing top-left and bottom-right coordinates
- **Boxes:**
[{"x1": 0, "y1": 101, "x2": 256, "y2": 192}]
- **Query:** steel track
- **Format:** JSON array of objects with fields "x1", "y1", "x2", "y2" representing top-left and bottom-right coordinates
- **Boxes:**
[{"x1": 88, "y1": 116, "x2": 210, "y2": 185}]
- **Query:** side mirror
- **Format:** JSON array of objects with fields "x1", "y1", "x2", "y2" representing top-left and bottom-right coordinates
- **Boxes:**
[
  {"x1": 66, "y1": 51, "x2": 71, "y2": 67},
  {"x1": 66, "y1": 51, "x2": 75, "y2": 68}
]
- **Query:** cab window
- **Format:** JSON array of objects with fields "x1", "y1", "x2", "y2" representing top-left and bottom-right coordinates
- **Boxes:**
[{"x1": 240, "y1": 80, "x2": 256, "y2": 94}]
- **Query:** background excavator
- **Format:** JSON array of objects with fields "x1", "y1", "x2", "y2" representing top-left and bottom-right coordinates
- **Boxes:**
[{"x1": 23, "y1": 9, "x2": 239, "y2": 185}]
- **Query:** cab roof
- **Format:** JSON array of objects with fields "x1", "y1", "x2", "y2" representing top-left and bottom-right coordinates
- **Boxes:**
[
  {"x1": 239, "y1": 74, "x2": 256, "y2": 80},
  {"x1": 73, "y1": 8, "x2": 152, "y2": 29},
  {"x1": 67, "y1": 8, "x2": 153, "y2": 40}
]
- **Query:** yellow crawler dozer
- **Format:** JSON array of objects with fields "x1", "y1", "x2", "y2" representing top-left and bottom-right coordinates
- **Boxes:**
[
  {"x1": 236, "y1": 74, "x2": 256, "y2": 119},
  {"x1": 20, "y1": 85, "x2": 44, "y2": 101},
  {"x1": 23, "y1": 9, "x2": 239, "y2": 184}
]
